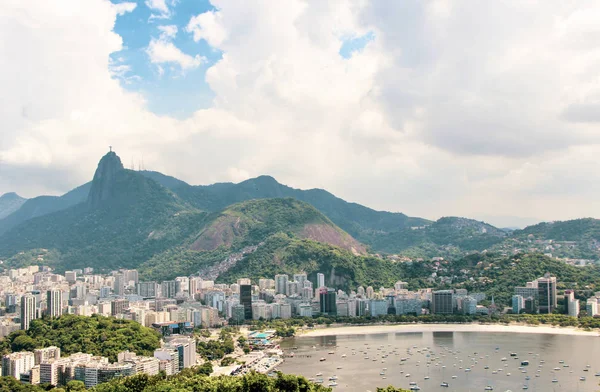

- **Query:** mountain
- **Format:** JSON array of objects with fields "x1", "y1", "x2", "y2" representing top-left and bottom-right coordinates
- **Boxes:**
[
  {"x1": 513, "y1": 218, "x2": 600, "y2": 241},
  {"x1": 0, "y1": 192, "x2": 26, "y2": 220},
  {"x1": 136, "y1": 198, "x2": 366, "y2": 280},
  {"x1": 365, "y1": 216, "x2": 507, "y2": 256},
  {"x1": 0, "y1": 183, "x2": 91, "y2": 235},
  {"x1": 150, "y1": 174, "x2": 431, "y2": 248},
  {"x1": 491, "y1": 218, "x2": 600, "y2": 260},
  {"x1": 0, "y1": 153, "x2": 366, "y2": 280},
  {"x1": 0, "y1": 152, "x2": 203, "y2": 272},
  {"x1": 189, "y1": 198, "x2": 364, "y2": 254}
]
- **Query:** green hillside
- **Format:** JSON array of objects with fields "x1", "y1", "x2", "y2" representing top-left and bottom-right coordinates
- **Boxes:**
[
  {"x1": 138, "y1": 198, "x2": 365, "y2": 280},
  {"x1": 216, "y1": 233, "x2": 403, "y2": 290},
  {"x1": 0, "y1": 315, "x2": 161, "y2": 363},
  {"x1": 143, "y1": 174, "x2": 432, "y2": 247},
  {"x1": 366, "y1": 216, "x2": 507, "y2": 254},
  {"x1": 514, "y1": 218, "x2": 600, "y2": 240}
]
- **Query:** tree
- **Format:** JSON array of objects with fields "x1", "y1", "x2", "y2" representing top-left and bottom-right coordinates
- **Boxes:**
[{"x1": 65, "y1": 380, "x2": 86, "y2": 391}]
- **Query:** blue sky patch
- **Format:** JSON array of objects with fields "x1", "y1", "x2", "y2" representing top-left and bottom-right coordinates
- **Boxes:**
[
  {"x1": 339, "y1": 31, "x2": 375, "y2": 59},
  {"x1": 110, "y1": 0, "x2": 222, "y2": 118}
]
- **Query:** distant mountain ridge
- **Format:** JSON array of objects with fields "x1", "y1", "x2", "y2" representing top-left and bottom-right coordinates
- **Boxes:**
[
  {"x1": 2, "y1": 151, "x2": 600, "y2": 283},
  {"x1": 0, "y1": 192, "x2": 26, "y2": 220},
  {"x1": 0, "y1": 152, "x2": 367, "y2": 280}
]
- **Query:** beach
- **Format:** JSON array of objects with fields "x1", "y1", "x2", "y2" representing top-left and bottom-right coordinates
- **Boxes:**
[{"x1": 298, "y1": 323, "x2": 600, "y2": 337}]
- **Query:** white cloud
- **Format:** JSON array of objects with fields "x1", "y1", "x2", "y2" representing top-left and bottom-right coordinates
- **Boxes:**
[
  {"x1": 112, "y1": 1, "x2": 136, "y2": 16},
  {"x1": 145, "y1": 0, "x2": 174, "y2": 20},
  {"x1": 186, "y1": 11, "x2": 227, "y2": 46},
  {"x1": 2, "y1": 0, "x2": 600, "y2": 226},
  {"x1": 157, "y1": 24, "x2": 178, "y2": 39},
  {"x1": 146, "y1": 25, "x2": 204, "y2": 72}
]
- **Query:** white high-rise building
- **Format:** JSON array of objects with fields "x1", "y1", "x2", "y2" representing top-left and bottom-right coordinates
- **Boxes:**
[
  {"x1": 47, "y1": 289, "x2": 63, "y2": 318},
  {"x1": 21, "y1": 294, "x2": 37, "y2": 330},
  {"x1": 2, "y1": 351, "x2": 35, "y2": 379},
  {"x1": 113, "y1": 273, "x2": 125, "y2": 296},
  {"x1": 275, "y1": 274, "x2": 289, "y2": 295},
  {"x1": 565, "y1": 290, "x2": 579, "y2": 317},
  {"x1": 317, "y1": 273, "x2": 325, "y2": 288}
]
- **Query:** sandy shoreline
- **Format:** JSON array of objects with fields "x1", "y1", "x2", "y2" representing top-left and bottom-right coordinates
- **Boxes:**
[{"x1": 298, "y1": 323, "x2": 600, "y2": 337}]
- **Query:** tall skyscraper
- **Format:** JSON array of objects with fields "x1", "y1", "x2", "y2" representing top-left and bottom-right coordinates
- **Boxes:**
[
  {"x1": 113, "y1": 273, "x2": 125, "y2": 296},
  {"x1": 161, "y1": 281, "x2": 177, "y2": 299},
  {"x1": 431, "y1": 290, "x2": 454, "y2": 314},
  {"x1": 316, "y1": 273, "x2": 325, "y2": 288},
  {"x1": 21, "y1": 294, "x2": 37, "y2": 330},
  {"x1": 46, "y1": 289, "x2": 62, "y2": 318},
  {"x1": 275, "y1": 274, "x2": 289, "y2": 295},
  {"x1": 136, "y1": 282, "x2": 158, "y2": 298},
  {"x1": 319, "y1": 288, "x2": 337, "y2": 315},
  {"x1": 537, "y1": 275, "x2": 557, "y2": 314},
  {"x1": 240, "y1": 284, "x2": 253, "y2": 320}
]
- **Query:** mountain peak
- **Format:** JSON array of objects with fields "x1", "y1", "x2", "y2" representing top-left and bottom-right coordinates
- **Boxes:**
[
  {"x1": 87, "y1": 151, "x2": 125, "y2": 209},
  {"x1": 0, "y1": 192, "x2": 23, "y2": 201}
]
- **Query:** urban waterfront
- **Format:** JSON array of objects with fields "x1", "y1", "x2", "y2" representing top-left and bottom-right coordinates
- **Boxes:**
[{"x1": 279, "y1": 331, "x2": 600, "y2": 392}]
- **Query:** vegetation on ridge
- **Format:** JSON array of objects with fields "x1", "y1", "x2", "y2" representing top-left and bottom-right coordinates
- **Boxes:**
[{"x1": 0, "y1": 315, "x2": 161, "y2": 363}]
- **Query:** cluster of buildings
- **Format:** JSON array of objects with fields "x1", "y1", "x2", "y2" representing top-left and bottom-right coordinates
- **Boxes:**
[
  {"x1": 511, "y1": 273, "x2": 595, "y2": 317},
  {"x1": 0, "y1": 266, "x2": 227, "y2": 337},
  {"x1": 1, "y1": 335, "x2": 197, "y2": 388},
  {"x1": 236, "y1": 273, "x2": 494, "y2": 320},
  {"x1": 2, "y1": 266, "x2": 594, "y2": 336}
]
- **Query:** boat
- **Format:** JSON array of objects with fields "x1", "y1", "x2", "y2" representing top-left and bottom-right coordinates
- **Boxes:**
[
  {"x1": 328, "y1": 382, "x2": 338, "y2": 387},
  {"x1": 380, "y1": 372, "x2": 386, "y2": 376},
  {"x1": 405, "y1": 374, "x2": 411, "y2": 377},
  {"x1": 595, "y1": 372, "x2": 600, "y2": 376},
  {"x1": 580, "y1": 376, "x2": 586, "y2": 381},
  {"x1": 510, "y1": 353, "x2": 517, "y2": 357},
  {"x1": 314, "y1": 378, "x2": 323, "y2": 384},
  {"x1": 336, "y1": 366, "x2": 342, "y2": 369},
  {"x1": 319, "y1": 358, "x2": 326, "y2": 362},
  {"x1": 316, "y1": 373, "x2": 323, "y2": 376},
  {"x1": 410, "y1": 387, "x2": 421, "y2": 391},
  {"x1": 484, "y1": 386, "x2": 494, "y2": 391},
  {"x1": 440, "y1": 382, "x2": 449, "y2": 387},
  {"x1": 522, "y1": 385, "x2": 528, "y2": 390},
  {"x1": 341, "y1": 354, "x2": 347, "y2": 358},
  {"x1": 552, "y1": 379, "x2": 558, "y2": 383},
  {"x1": 424, "y1": 376, "x2": 430, "y2": 380},
  {"x1": 521, "y1": 361, "x2": 529, "y2": 366},
  {"x1": 452, "y1": 375, "x2": 457, "y2": 379},
  {"x1": 328, "y1": 351, "x2": 335, "y2": 355},
  {"x1": 329, "y1": 376, "x2": 338, "y2": 381}
]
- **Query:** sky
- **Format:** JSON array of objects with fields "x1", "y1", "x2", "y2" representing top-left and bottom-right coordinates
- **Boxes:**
[{"x1": 1, "y1": 0, "x2": 600, "y2": 228}]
